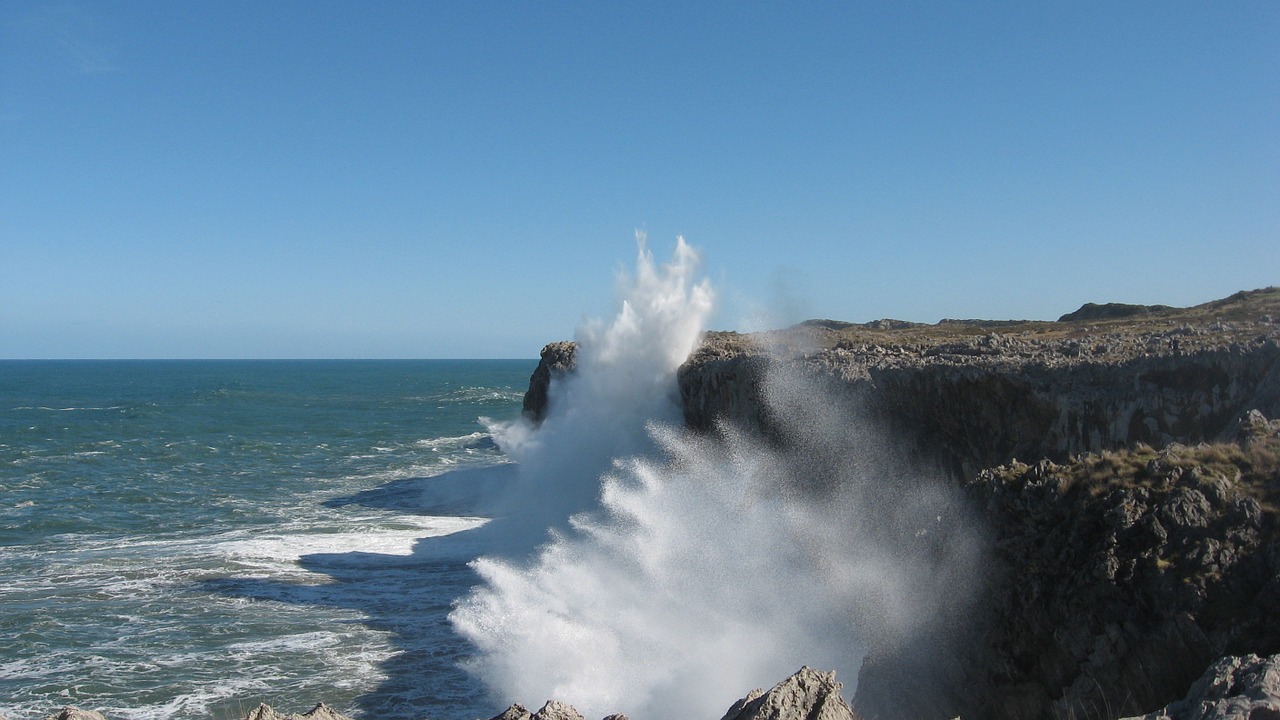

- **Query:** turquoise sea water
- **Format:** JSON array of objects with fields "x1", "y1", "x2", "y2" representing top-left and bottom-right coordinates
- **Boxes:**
[{"x1": 0, "y1": 360, "x2": 532, "y2": 720}]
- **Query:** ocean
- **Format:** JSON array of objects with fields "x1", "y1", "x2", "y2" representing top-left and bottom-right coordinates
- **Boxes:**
[{"x1": 0, "y1": 359, "x2": 531, "y2": 720}]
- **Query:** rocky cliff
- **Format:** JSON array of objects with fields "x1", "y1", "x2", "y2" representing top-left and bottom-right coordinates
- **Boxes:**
[
  {"x1": 939, "y1": 421, "x2": 1280, "y2": 720},
  {"x1": 523, "y1": 288, "x2": 1280, "y2": 720},
  {"x1": 673, "y1": 289, "x2": 1280, "y2": 479}
]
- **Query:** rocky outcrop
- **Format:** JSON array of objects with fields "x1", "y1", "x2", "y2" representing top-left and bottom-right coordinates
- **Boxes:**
[
  {"x1": 518, "y1": 287, "x2": 1280, "y2": 720},
  {"x1": 526, "y1": 291, "x2": 1280, "y2": 479},
  {"x1": 483, "y1": 667, "x2": 853, "y2": 720},
  {"x1": 523, "y1": 341, "x2": 576, "y2": 421},
  {"x1": 486, "y1": 700, "x2": 594, "y2": 720},
  {"x1": 243, "y1": 704, "x2": 352, "y2": 720},
  {"x1": 676, "y1": 291, "x2": 1280, "y2": 479},
  {"x1": 719, "y1": 667, "x2": 856, "y2": 720},
  {"x1": 936, "y1": 426, "x2": 1280, "y2": 720},
  {"x1": 1119, "y1": 653, "x2": 1280, "y2": 720}
]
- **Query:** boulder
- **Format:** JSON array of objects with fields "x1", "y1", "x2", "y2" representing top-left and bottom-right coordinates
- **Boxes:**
[
  {"x1": 532, "y1": 700, "x2": 586, "y2": 720},
  {"x1": 719, "y1": 667, "x2": 856, "y2": 720},
  {"x1": 489, "y1": 704, "x2": 533, "y2": 720},
  {"x1": 487, "y1": 700, "x2": 622, "y2": 720}
]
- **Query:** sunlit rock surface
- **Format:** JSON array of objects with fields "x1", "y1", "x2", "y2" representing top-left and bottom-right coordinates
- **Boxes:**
[{"x1": 718, "y1": 667, "x2": 856, "y2": 720}]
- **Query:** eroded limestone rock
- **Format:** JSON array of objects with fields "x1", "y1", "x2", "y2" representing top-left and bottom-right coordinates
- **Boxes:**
[
  {"x1": 1120, "y1": 653, "x2": 1280, "y2": 720},
  {"x1": 719, "y1": 667, "x2": 856, "y2": 720}
]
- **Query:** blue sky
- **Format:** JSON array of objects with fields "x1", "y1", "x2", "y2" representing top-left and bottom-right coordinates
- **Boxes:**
[{"x1": 2, "y1": 2, "x2": 1276, "y2": 358}]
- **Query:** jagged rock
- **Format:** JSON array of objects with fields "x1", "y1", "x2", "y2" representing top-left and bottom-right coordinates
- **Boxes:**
[
  {"x1": 533, "y1": 700, "x2": 586, "y2": 720},
  {"x1": 672, "y1": 288, "x2": 1280, "y2": 479},
  {"x1": 487, "y1": 702, "x2": 626, "y2": 720},
  {"x1": 42, "y1": 709, "x2": 107, "y2": 720},
  {"x1": 938, "y1": 434, "x2": 1280, "y2": 720},
  {"x1": 298, "y1": 705, "x2": 350, "y2": 720},
  {"x1": 523, "y1": 341, "x2": 577, "y2": 421},
  {"x1": 1232, "y1": 409, "x2": 1280, "y2": 443},
  {"x1": 1120, "y1": 653, "x2": 1280, "y2": 719},
  {"x1": 243, "y1": 703, "x2": 351, "y2": 720},
  {"x1": 489, "y1": 704, "x2": 534, "y2": 720},
  {"x1": 719, "y1": 667, "x2": 856, "y2": 720}
]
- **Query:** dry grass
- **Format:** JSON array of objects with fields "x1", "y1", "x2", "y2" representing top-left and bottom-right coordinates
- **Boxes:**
[
  {"x1": 752, "y1": 283, "x2": 1280, "y2": 351},
  {"x1": 992, "y1": 433, "x2": 1280, "y2": 514}
]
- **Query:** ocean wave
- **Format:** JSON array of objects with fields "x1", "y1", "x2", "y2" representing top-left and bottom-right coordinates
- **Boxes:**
[
  {"x1": 0, "y1": 359, "x2": 531, "y2": 720},
  {"x1": 414, "y1": 431, "x2": 494, "y2": 451},
  {"x1": 215, "y1": 516, "x2": 489, "y2": 563},
  {"x1": 413, "y1": 387, "x2": 525, "y2": 405}
]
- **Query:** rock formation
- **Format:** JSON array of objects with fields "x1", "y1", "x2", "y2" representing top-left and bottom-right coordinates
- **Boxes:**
[
  {"x1": 527, "y1": 289, "x2": 1280, "y2": 477},
  {"x1": 482, "y1": 667, "x2": 853, "y2": 720},
  {"x1": 938, "y1": 425, "x2": 1280, "y2": 720},
  {"x1": 1119, "y1": 653, "x2": 1280, "y2": 720},
  {"x1": 718, "y1": 667, "x2": 856, "y2": 720},
  {"x1": 672, "y1": 288, "x2": 1280, "y2": 479},
  {"x1": 486, "y1": 700, "x2": 596, "y2": 720},
  {"x1": 522, "y1": 340, "x2": 576, "y2": 421},
  {"x1": 242, "y1": 704, "x2": 353, "y2": 720},
  {"x1": 522, "y1": 287, "x2": 1280, "y2": 720}
]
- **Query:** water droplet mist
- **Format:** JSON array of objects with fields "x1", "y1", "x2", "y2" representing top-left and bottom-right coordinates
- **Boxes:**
[{"x1": 450, "y1": 236, "x2": 980, "y2": 720}]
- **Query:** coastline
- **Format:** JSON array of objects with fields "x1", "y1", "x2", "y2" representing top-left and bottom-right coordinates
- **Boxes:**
[{"x1": 15, "y1": 288, "x2": 1280, "y2": 720}]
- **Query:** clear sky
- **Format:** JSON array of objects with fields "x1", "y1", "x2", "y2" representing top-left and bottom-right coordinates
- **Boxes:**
[{"x1": 2, "y1": 2, "x2": 1276, "y2": 359}]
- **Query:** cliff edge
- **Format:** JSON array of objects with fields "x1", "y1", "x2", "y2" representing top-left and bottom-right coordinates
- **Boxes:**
[{"x1": 523, "y1": 287, "x2": 1280, "y2": 720}]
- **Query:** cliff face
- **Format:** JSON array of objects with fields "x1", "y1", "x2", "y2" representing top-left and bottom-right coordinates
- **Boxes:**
[
  {"x1": 943, "y1": 427, "x2": 1280, "y2": 720},
  {"x1": 676, "y1": 290, "x2": 1280, "y2": 479},
  {"x1": 522, "y1": 287, "x2": 1280, "y2": 720},
  {"x1": 522, "y1": 341, "x2": 577, "y2": 420}
]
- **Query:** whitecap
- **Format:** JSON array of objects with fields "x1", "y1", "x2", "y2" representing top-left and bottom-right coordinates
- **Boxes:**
[
  {"x1": 215, "y1": 515, "x2": 489, "y2": 564},
  {"x1": 414, "y1": 431, "x2": 491, "y2": 451}
]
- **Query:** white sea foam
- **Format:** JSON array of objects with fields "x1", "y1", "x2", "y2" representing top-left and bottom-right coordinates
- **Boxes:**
[
  {"x1": 451, "y1": 237, "x2": 980, "y2": 720},
  {"x1": 102, "y1": 676, "x2": 281, "y2": 720},
  {"x1": 1, "y1": 361, "x2": 527, "y2": 720},
  {"x1": 415, "y1": 431, "x2": 491, "y2": 451},
  {"x1": 478, "y1": 235, "x2": 713, "y2": 549},
  {"x1": 216, "y1": 516, "x2": 488, "y2": 563}
]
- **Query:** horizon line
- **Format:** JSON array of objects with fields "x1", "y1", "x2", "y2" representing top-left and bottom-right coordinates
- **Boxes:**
[{"x1": 0, "y1": 357, "x2": 540, "y2": 362}]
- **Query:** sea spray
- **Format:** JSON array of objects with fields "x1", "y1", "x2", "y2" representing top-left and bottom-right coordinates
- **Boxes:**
[
  {"x1": 451, "y1": 239, "x2": 981, "y2": 719},
  {"x1": 480, "y1": 234, "x2": 713, "y2": 548}
]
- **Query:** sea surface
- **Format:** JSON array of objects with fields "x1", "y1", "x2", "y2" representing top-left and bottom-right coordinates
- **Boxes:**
[{"x1": 0, "y1": 360, "x2": 532, "y2": 720}]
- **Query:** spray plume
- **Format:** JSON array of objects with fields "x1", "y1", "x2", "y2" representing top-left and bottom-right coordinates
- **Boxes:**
[{"x1": 451, "y1": 238, "x2": 979, "y2": 720}]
